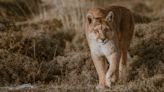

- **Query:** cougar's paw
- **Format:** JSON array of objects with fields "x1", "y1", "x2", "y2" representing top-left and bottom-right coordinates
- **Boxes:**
[
  {"x1": 96, "y1": 84, "x2": 105, "y2": 89},
  {"x1": 105, "y1": 79, "x2": 114, "y2": 88}
]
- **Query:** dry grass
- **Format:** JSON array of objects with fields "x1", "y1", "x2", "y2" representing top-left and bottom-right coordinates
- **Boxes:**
[{"x1": 0, "y1": 0, "x2": 164, "y2": 92}]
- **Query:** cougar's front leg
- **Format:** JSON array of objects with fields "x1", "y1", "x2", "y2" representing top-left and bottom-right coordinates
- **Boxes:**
[
  {"x1": 105, "y1": 52, "x2": 120, "y2": 88},
  {"x1": 91, "y1": 54, "x2": 107, "y2": 89}
]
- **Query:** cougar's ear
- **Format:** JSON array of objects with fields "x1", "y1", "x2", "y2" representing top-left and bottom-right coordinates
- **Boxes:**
[
  {"x1": 106, "y1": 11, "x2": 114, "y2": 22},
  {"x1": 86, "y1": 12, "x2": 93, "y2": 24}
]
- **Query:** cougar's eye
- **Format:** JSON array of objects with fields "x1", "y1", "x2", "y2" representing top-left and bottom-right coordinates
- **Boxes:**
[
  {"x1": 94, "y1": 30, "x2": 98, "y2": 33},
  {"x1": 104, "y1": 28, "x2": 108, "y2": 32}
]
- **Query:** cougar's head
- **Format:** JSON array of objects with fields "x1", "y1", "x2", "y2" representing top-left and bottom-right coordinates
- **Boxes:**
[{"x1": 87, "y1": 8, "x2": 115, "y2": 44}]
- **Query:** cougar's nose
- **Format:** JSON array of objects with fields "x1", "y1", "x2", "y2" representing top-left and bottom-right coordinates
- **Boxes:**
[{"x1": 101, "y1": 38, "x2": 106, "y2": 42}]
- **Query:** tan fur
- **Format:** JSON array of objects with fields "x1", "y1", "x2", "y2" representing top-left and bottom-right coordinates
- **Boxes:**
[{"x1": 85, "y1": 6, "x2": 134, "y2": 89}]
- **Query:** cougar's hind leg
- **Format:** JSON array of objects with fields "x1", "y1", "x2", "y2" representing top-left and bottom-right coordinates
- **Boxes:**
[{"x1": 119, "y1": 48, "x2": 128, "y2": 81}]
